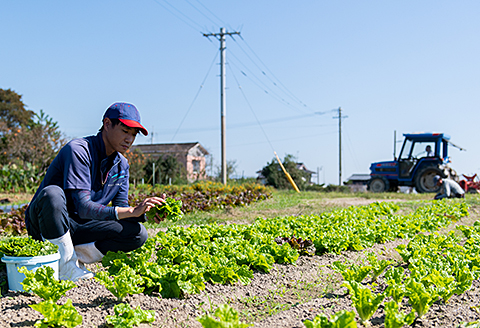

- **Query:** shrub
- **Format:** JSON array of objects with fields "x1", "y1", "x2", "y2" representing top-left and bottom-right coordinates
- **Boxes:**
[
  {"x1": 129, "y1": 181, "x2": 272, "y2": 213},
  {"x1": 0, "y1": 204, "x2": 28, "y2": 236}
]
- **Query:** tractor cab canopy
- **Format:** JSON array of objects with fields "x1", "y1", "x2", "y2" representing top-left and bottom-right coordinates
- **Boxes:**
[{"x1": 398, "y1": 133, "x2": 464, "y2": 163}]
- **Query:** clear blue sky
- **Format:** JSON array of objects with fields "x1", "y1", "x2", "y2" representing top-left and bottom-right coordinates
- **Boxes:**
[{"x1": 1, "y1": 1, "x2": 479, "y2": 185}]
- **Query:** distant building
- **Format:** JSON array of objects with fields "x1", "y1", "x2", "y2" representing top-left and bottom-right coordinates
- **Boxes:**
[
  {"x1": 346, "y1": 173, "x2": 370, "y2": 192},
  {"x1": 131, "y1": 142, "x2": 209, "y2": 182},
  {"x1": 296, "y1": 163, "x2": 316, "y2": 184}
]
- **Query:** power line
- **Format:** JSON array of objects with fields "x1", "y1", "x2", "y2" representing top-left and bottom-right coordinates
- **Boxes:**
[
  {"x1": 171, "y1": 50, "x2": 219, "y2": 141},
  {"x1": 191, "y1": 0, "x2": 226, "y2": 27},
  {"x1": 344, "y1": 129, "x2": 361, "y2": 172},
  {"x1": 158, "y1": 115, "x2": 335, "y2": 136},
  {"x1": 183, "y1": 0, "x2": 220, "y2": 28},
  {"x1": 229, "y1": 62, "x2": 275, "y2": 152},
  {"x1": 157, "y1": 121, "x2": 336, "y2": 137},
  {"x1": 236, "y1": 36, "x2": 312, "y2": 112},
  {"x1": 227, "y1": 130, "x2": 338, "y2": 148},
  {"x1": 151, "y1": 0, "x2": 204, "y2": 33},
  {"x1": 227, "y1": 57, "x2": 306, "y2": 114}
]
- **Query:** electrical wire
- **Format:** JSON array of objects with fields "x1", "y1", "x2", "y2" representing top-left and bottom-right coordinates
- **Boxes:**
[
  {"x1": 183, "y1": 0, "x2": 221, "y2": 28},
  {"x1": 192, "y1": 0, "x2": 227, "y2": 27},
  {"x1": 151, "y1": 0, "x2": 204, "y2": 33},
  {"x1": 228, "y1": 62, "x2": 276, "y2": 152},
  {"x1": 228, "y1": 130, "x2": 338, "y2": 148},
  {"x1": 231, "y1": 115, "x2": 332, "y2": 129},
  {"x1": 344, "y1": 129, "x2": 362, "y2": 171},
  {"x1": 171, "y1": 50, "x2": 219, "y2": 141},
  {"x1": 227, "y1": 56, "x2": 306, "y2": 114},
  {"x1": 158, "y1": 115, "x2": 333, "y2": 137},
  {"x1": 236, "y1": 35, "x2": 312, "y2": 112}
]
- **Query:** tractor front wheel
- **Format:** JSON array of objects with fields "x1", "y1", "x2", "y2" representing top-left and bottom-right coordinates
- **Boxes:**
[
  {"x1": 367, "y1": 176, "x2": 390, "y2": 193},
  {"x1": 414, "y1": 166, "x2": 443, "y2": 193}
]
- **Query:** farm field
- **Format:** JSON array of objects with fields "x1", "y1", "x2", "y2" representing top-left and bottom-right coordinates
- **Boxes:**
[{"x1": 1, "y1": 191, "x2": 480, "y2": 328}]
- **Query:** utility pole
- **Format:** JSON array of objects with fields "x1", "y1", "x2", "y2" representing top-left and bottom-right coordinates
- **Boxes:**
[
  {"x1": 333, "y1": 107, "x2": 347, "y2": 185},
  {"x1": 203, "y1": 28, "x2": 240, "y2": 185},
  {"x1": 393, "y1": 130, "x2": 396, "y2": 159},
  {"x1": 317, "y1": 166, "x2": 324, "y2": 185}
]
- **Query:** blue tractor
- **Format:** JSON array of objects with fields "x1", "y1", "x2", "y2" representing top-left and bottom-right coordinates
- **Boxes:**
[{"x1": 367, "y1": 133, "x2": 464, "y2": 193}]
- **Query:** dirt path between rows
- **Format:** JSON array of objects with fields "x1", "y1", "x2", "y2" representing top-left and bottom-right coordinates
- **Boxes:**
[{"x1": 1, "y1": 200, "x2": 480, "y2": 328}]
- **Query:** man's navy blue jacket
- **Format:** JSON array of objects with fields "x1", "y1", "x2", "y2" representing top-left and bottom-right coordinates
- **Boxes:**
[{"x1": 25, "y1": 132, "x2": 130, "y2": 230}]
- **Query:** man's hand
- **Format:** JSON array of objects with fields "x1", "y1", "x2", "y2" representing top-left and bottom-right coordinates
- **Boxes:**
[
  {"x1": 116, "y1": 194, "x2": 166, "y2": 220},
  {"x1": 151, "y1": 212, "x2": 165, "y2": 224}
]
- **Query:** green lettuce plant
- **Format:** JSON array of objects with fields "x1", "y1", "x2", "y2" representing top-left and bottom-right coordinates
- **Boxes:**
[
  {"x1": 95, "y1": 265, "x2": 144, "y2": 302},
  {"x1": 146, "y1": 197, "x2": 183, "y2": 223},
  {"x1": 19, "y1": 266, "x2": 75, "y2": 302},
  {"x1": 0, "y1": 236, "x2": 58, "y2": 257},
  {"x1": 405, "y1": 279, "x2": 438, "y2": 318},
  {"x1": 106, "y1": 303, "x2": 155, "y2": 328},
  {"x1": 342, "y1": 281, "x2": 385, "y2": 326},
  {"x1": 331, "y1": 260, "x2": 371, "y2": 283},
  {"x1": 303, "y1": 310, "x2": 358, "y2": 328},
  {"x1": 384, "y1": 300, "x2": 415, "y2": 328},
  {"x1": 365, "y1": 252, "x2": 393, "y2": 282},
  {"x1": 30, "y1": 299, "x2": 82, "y2": 328},
  {"x1": 197, "y1": 304, "x2": 251, "y2": 328},
  {"x1": 18, "y1": 266, "x2": 81, "y2": 328},
  {"x1": 383, "y1": 266, "x2": 406, "y2": 304}
]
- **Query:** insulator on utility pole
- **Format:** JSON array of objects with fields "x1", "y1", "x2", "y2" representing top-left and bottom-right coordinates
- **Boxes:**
[{"x1": 203, "y1": 28, "x2": 240, "y2": 185}]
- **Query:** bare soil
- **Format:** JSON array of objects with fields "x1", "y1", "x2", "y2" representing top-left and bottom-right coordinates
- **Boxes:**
[{"x1": 1, "y1": 199, "x2": 480, "y2": 328}]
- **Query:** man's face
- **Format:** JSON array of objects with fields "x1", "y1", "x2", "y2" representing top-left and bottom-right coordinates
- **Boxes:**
[{"x1": 103, "y1": 119, "x2": 139, "y2": 155}]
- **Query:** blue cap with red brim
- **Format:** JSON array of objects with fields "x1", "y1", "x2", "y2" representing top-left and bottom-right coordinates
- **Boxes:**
[{"x1": 103, "y1": 102, "x2": 148, "y2": 136}]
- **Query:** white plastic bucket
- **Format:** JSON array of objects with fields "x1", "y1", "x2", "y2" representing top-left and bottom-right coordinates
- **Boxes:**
[{"x1": 1, "y1": 253, "x2": 60, "y2": 292}]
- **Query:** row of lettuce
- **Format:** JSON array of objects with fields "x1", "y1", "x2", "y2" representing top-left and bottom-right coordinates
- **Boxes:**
[{"x1": 2, "y1": 199, "x2": 476, "y2": 327}]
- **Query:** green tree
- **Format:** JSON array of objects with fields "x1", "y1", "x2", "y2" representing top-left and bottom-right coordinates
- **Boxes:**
[
  {"x1": 0, "y1": 88, "x2": 34, "y2": 134},
  {"x1": 124, "y1": 148, "x2": 148, "y2": 185},
  {"x1": 260, "y1": 154, "x2": 310, "y2": 190},
  {"x1": 145, "y1": 155, "x2": 187, "y2": 185},
  {"x1": 0, "y1": 89, "x2": 66, "y2": 176},
  {"x1": 215, "y1": 159, "x2": 237, "y2": 181}
]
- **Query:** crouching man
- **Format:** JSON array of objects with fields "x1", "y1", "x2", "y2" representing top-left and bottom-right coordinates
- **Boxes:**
[
  {"x1": 25, "y1": 102, "x2": 165, "y2": 281},
  {"x1": 433, "y1": 175, "x2": 465, "y2": 200}
]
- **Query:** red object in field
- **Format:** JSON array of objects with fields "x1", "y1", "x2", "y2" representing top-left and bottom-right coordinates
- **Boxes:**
[{"x1": 459, "y1": 174, "x2": 480, "y2": 194}]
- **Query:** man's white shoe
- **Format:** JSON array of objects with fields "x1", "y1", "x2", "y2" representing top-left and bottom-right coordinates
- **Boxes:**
[
  {"x1": 75, "y1": 242, "x2": 104, "y2": 264},
  {"x1": 77, "y1": 260, "x2": 88, "y2": 271},
  {"x1": 47, "y1": 231, "x2": 94, "y2": 281}
]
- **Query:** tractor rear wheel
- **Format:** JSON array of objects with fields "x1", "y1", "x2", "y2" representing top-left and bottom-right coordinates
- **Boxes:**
[
  {"x1": 414, "y1": 166, "x2": 443, "y2": 193},
  {"x1": 367, "y1": 176, "x2": 390, "y2": 192}
]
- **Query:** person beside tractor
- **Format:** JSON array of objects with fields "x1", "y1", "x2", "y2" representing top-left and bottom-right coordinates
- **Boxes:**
[
  {"x1": 433, "y1": 175, "x2": 465, "y2": 199},
  {"x1": 25, "y1": 102, "x2": 166, "y2": 281}
]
